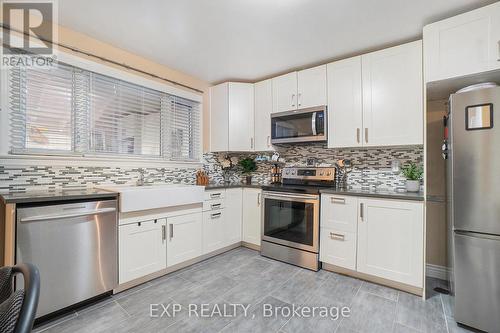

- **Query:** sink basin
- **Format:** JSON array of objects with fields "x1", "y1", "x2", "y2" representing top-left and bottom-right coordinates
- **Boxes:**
[{"x1": 96, "y1": 184, "x2": 204, "y2": 212}]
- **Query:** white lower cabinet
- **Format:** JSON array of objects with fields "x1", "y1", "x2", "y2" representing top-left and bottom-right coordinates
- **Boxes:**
[
  {"x1": 320, "y1": 228, "x2": 357, "y2": 271},
  {"x1": 242, "y1": 188, "x2": 262, "y2": 246},
  {"x1": 202, "y1": 210, "x2": 225, "y2": 254},
  {"x1": 224, "y1": 188, "x2": 243, "y2": 246},
  {"x1": 166, "y1": 212, "x2": 203, "y2": 267},
  {"x1": 119, "y1": 219, "x2": 166, "y2": 284},
  {"x1": 357, "y1": 198, "x2": 424, "y2": 287}
]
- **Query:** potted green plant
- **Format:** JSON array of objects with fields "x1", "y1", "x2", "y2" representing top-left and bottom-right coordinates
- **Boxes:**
[
  {"x1": 401, "y1": 163, "x2": 423, "y2": 192},
  {"x1": 238, "y1": 157, "x2": 257, "y2": 184}
]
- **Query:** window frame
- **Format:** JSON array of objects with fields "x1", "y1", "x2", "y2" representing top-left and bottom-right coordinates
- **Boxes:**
[{"x1": 0, "y1": 50, "x2": 203, "y2": 166}]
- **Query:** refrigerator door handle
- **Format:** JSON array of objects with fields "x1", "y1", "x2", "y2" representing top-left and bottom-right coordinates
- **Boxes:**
[{"x1": 455, "y1": 230, "x2": 500, "y2": 241}]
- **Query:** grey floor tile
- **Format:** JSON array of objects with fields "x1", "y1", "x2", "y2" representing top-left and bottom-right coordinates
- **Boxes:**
[
  {"x1": 270, "y1": 268, "x2": 330, "y2": 305},
  {"x1": 116, "y1": 283, "x2": 177, "y2": 317},
  {"x1": 441, "y1": 293, "x2": 455, "y2": 318},
  {"x1": 360, "y1": 281, "x2": 399, "y2": 301},
  {"x1": 33, "y1": 311, "x2": 78, "y2": 333},
  {"x1": 224, "y1": 257, "x2": 274, "y2": 282},
  {"x1": 222, "y1": 296, "x2": 292, "y2": 333},
  {"x1": 395, "y1": 291, "x2": 447, "y2": 333},
  {"x1": 170, "y1": 275, "x2": 238, "y2": 307},
  {"x1": 339, "y1": 291, "x2": 397, "y2": 333},
  {"x1": 43, "y1": 301, "x2": 129, "y2": 333},
  {"x1": 308, "y1": 273, "x2": 362, "y2": 306},
  {"x1": 446, "y1": 316, "x2": 480, "y2": 333},
  {"x1": 112, "y1": 281, "x2": 153, "y2": 300},
  {"x1": 392, "y1": 323, "x2": 420, "y2": 333}
]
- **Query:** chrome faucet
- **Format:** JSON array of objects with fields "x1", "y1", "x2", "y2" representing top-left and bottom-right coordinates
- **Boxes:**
[{"x1": 137, "y1": 168, "x2": 146, "y2": 186}]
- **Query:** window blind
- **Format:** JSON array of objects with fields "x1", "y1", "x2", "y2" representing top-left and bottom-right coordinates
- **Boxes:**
[
  {"x1": 88, "y1": 73, "x2": 162, "y2": 157},
  {"x1": 9, "y1": 63, "x2": 75, "y2": 153},
  {"x1": 164, "y1": 95, "x2": 201, "y2": 161}
]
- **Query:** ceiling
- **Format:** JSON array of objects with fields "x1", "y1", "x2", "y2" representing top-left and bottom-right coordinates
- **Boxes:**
[{"x1": 58, "y1": 0, "x2": 498, "y2": 84}]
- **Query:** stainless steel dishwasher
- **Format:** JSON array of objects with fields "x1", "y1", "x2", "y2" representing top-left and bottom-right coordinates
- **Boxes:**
[{"x1": 16, "y1": 199, "x2": 118, "y2": 318}]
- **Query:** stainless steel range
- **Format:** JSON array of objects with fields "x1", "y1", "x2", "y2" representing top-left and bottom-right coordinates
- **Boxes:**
[{"x1": 261, "y1": 167, "x2": 335, "y2": 271}]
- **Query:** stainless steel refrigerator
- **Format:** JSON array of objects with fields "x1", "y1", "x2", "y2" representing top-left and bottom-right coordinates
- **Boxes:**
[{"x1": 447, "y1": 85, "x2": 500, "y2": 333}]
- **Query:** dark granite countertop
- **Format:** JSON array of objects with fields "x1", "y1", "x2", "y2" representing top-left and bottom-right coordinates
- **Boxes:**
[
  {"x1": 0, "y1": 188, "x2": 119, "y2": 204},
  {"x1": 203, "y1": 183, "x2": 424, "y2": 201}
]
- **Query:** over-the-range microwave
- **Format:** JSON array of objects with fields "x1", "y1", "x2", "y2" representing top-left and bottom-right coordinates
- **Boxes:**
[{"x1": 271, "y1": 105, "x2": 327, "y2": 144}]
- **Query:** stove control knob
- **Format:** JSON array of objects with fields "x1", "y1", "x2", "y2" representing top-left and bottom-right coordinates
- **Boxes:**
[
  {"x1": 326, "y1": 171, "x2": 332, "y2": 176},
  {"x1": 319, "y1": 171, "x2": 324, "y2": 176}
]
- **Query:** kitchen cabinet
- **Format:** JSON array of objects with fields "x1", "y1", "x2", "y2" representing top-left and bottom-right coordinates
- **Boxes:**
[
  {"x1": 423, "y1": 2, "x2": 500, "y2": 83},
  {"x1": 320, "y1": 227, "x2": 357, "y2": 271},
  {"x1": 362, "y1": 41, "x2": 423, "y2": 146},
  {"x1": 209, "y1": 82, "x2": 254, "y2": 152},
  {"x1": 327, "y1": 56, "x2": 363, "y2": 148},
  {"x1": 357, "y1": 198, "x2": 424, "y2": 287},
  {"x1": 166, "y1": 212, "x2": 203, "y2": 267},
  {"x1": 272, "y1": 66, "x2": 327, "y2": 113},
  {"x1": 242, "y1": 188, "x2": 262, "y2": 246},
  {"x1": 272, "y1": 72, "x2": 298, "y2": 113},
  {"x1": 254, "y1": 79, "x2": 274, "y2": 151},
  {"x1": 209, "y1": 83, "x2": 229, "y2": 151},
  {"x1": 202, "y1": 209, "x2": 225, "y2": 254},
  {"x1": 119, "y1": 219, "x2": 166, "y2": 283},
  {"x1": 224, "y1": 188, "x2": 243, "y2": 245}
]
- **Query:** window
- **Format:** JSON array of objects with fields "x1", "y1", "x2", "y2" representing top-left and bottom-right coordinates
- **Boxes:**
[{"x1": 8, "y1": 61, "x2": 201, "y2": 161}]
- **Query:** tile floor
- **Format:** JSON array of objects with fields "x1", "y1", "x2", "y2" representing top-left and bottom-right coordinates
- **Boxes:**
[{"x1": 34, "y1": 247, "x2": 475, "y2": 333}]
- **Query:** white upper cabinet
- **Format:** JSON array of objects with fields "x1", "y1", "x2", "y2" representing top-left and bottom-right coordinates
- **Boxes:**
[
  {"x1": 209, "y1": 82, "x2": 254, "y2": 152},
  {"x1": 209, "y1": 83, "x2": 229, "y2": 152},
  {"x1": 272, "y1": 72, "x2": 298, "y2": 113},
  {"x1": 254, "y1": 79, "x2": 274, "y2": 151},
  {"x1": 424, "y1": 2, "x2": 500, "y2": 83},
  {"x1": 228, "y1": 83, "x2": 255, "y2": 151},
  {"x1": 297, "y1": 65, "x2": 327, "y2": 109},
  {"x1": 362, "y1": 41, "x2": 423, "y2": 146},
  {"x1": 327, "y1": 56, "x2": 363, "y2": 148},
  {"x1": 357, "y1": 198, "x2": 424, "y2": 287}
]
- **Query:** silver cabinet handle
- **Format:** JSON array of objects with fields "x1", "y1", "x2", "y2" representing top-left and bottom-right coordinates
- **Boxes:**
[
  {"x1": 357, "y1": 128, "x2": 360, "y2": 143},
  {"x1": 169, "y1": 224, "x2": 174, "y2": 240},
  {"x1": 210, "y1": 192, "x2": 222, "y2": 199},
  {"x1": 330, "y1": 197, "x2": 346, "y2": 204},
  {"x1": 211, "y1": 212, "x2": 222, "y2": 219},
  {"x1": 360, "y1": 203, "x2": 364, "y2": 221},
  {"x1": 257, "y1": 193, "x2": 261, "y2": 206},
  {"x1": 330, "y1": 232, "x2": 345, "y2": 241},
  {"x1": 211, "y1": 203, "x2": 222, "y2": 210},
  {"x1": 250, "y1": 137, "x2": 254, "y2": 149},
  {"x1": 19, "y1": 207, "x2": 116, "y2": 222},
  {"x1": 267, "y1": 136, "x2": 271, "y2": 147},
  {"x1": 291, "y1": 94, "x2": 295, "y2": 107},
  {"x1": 364, "y1": 128, "x2": 368, "y2": 143},
  {"x1": 162, "y1": 225, "x2": 166, "y2": 241},
  {"x1": 498, "y1": 40, "x2": 500, "y2": 61},
  {"x1": 298, "y1": 93, "x2": 302, "y2": 106}
]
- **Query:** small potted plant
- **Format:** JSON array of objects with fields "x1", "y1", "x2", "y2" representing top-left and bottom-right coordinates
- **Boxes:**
[
  {"x1": 401, "y1": 163, "x2": 423, "y2": 192},
  {"x1": 238, "y1": 157, "x2": 257, "y2": 184}
]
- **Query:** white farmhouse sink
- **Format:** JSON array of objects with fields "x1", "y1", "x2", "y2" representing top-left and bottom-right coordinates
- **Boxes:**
[{"x1": 96, "y1": 184, "x2": 205, "y2": 212}]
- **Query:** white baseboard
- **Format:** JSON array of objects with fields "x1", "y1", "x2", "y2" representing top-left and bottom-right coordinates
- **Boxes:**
[{"x1": 426, "y1": 263, "x2": 449, "y2": 280}]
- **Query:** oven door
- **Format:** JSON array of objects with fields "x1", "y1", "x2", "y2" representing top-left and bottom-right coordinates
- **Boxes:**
[
  {"x1": 262, "y1": 191, "x2": 319, "y2": 252},
  {"x1": 271, "y1": 106, "x2": 326, "y2": 143}
]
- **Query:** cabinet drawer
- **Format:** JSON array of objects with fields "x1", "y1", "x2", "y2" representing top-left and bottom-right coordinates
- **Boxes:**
[
  {"x1": 320, "y1": 227, "x2": 357, "y2": 270},
  {"x1": 204, "y1": 190, "x2": 225, "y2": 200},
  {"x1": 203, "y1": 198, "x2": 225, "y2": 211},
  {"x1": 321, "y1": 194, "x2": 358, "y2": 232}
]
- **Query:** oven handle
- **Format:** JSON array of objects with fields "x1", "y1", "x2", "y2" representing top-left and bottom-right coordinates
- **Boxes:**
[{"x1": 262, "y1": 192, "x2": 319, "y2": 201}]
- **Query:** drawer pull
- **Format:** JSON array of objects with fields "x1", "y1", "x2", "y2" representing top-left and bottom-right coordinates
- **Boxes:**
[
  {"x1": 330, "y1": 232, "x2": 345, "y2": 241},
  {"x1": 211, "y1": 212, "x2": 222, "y2": 219},
  {"x1": 331, "y1": 197, "x2": 346, "y2": 204},
  {"x1": 211, "y1": 203, "x2": 222, "y2": 209},
  {"x1": 210, "y1": 193, "x2": 222, "y2": 198}
]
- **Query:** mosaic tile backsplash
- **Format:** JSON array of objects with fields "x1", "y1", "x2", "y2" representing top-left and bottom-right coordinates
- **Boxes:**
[{"x1": 0, "y1": 143, "x2": 422, "y2": 193}]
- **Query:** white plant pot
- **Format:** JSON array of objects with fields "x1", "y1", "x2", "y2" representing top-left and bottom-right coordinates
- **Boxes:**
[{"x1": 406, "y1": 180, "x2": 420, "y2": 192}]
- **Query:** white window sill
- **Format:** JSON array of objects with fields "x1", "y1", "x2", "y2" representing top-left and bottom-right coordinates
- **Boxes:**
[{"x1": 0, "y1": 154, "x2": 203, "y2": 168}]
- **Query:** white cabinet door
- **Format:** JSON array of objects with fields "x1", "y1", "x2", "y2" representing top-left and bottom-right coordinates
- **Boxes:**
[
  {"x1": 224, "y1": 188, "x2": 243, "y2": 245},
  {"x1": 209, "y1": 83, "x2": 229, "y2": 152},
  {"x1": 297, "y1": 65, "x2": 327, "y2": 109},
  {"x1": 119, "y1": 219, "x2": 166, "y2": 283},
  {"x1": 423, "y1": 2, "x2": 500, "y2": 83},
  {"x1": 166, "y1": 212, "x2": 203, "y2": 267},
  {"x1": 242, "y1": 188, "x2": 262, "y2": 246},
  {"x1": 272, "y1": 72, "x2": 298, "y2": 113},
  {"x1": 327, "y1": 57, "x2": 363, "y2": 148},
  {"x1": 362, "y1": 41, "x2": 423, "y2": 146},
  {"x1": 357, "y1": 198, "x2": 424, "y2": 287},
  {"x1": 320, "y1": 194, "x2": 358, "y2": 233},
  {"x1": 254, "y1": 79, "x2": 274, "y2": 151},
  {"x1": 228, "y1": 83, "x2": 255, "y2": 151},
  {"x1": 320, "y1": 227, "x2": 357, "y2": 271},
  {"x1": 202, "y1": 210, "x2": 225, "y2": 254}
]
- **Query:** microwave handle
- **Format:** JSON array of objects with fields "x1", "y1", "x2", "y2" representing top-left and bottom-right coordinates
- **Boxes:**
[{"x1": 311, "y1": 112, "x2": 317, "y2": 136}]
